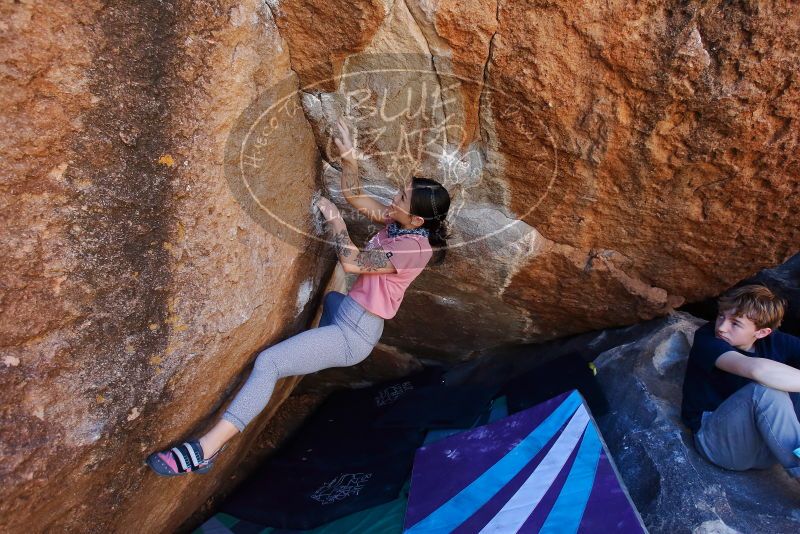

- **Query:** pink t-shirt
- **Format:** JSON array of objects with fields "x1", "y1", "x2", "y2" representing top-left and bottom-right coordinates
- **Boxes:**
[{"x1": 348, "y1": 220, "x2": 433, "y2": 320}]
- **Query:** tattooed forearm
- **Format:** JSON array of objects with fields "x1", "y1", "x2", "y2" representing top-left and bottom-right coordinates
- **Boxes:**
[
  {"x1": 332, "y1": 229, "x2": 355, "y2": 258},
  {"x1": 356, "y1": 249, "x2": 390, "y2": 271},
  {"x1": 330, "y1": 225, "x2": 392, "y2": 272},
  {"x1": 341, "y1": 159, "x2": 362, "y2": 198}
]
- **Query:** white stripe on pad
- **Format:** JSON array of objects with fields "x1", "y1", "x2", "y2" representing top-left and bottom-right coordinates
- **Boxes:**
[{"x1": 479, "y1": 404, "x2": 591, "y2": 533}]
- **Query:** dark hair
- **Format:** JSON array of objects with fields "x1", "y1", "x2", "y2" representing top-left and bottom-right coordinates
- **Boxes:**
[{"x1": 409, "y1": 176, "x2": 451, "y2": 264}]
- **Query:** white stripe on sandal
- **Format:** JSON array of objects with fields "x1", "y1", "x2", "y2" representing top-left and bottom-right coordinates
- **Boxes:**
[
  {"x1": 171, "y1": 446, "x2": 190, "y2": 471},
  {"x1": 184, "y1": 442, "x2": 201, "y2": 467}
]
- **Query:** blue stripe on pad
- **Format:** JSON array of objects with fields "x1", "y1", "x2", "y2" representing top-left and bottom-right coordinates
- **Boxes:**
[{"x1": 405, "y1": 391, "x2": 582, "y2": 533}]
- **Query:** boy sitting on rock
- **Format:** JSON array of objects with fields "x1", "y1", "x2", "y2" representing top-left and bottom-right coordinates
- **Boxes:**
[{"x1": 681, "y1": 284, "x2": 800, "y2": 479}]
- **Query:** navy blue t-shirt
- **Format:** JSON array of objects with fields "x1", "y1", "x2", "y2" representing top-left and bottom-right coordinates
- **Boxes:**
[{"x1": 681, "y1": 322, "x2": 800, "y2": 432}]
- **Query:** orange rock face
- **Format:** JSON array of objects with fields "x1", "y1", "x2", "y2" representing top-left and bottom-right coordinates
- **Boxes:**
[
  {"x1": 2, "y1": 0, "x2": 800, "y2": 531},
  {"x1": 267, "y1": 0, "x2": 386, "y2": 91},
  {"x1": 482, "y1": 0, "x2": 800, "y2": 342},
  {"x1": 2, "y1": 1, "x2": 326, "y2": 532},
  {"x1": 380, "y1": 0, "x2": 799, "y2": 355}
]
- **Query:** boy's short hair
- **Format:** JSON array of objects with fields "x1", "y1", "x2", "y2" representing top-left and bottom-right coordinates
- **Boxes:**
[{"x1": 718, "y1": 284, "x2": 786, "y2": 330}]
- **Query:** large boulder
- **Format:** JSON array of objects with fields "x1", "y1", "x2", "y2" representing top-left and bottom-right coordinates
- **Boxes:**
[
  {"x1": 594, "y1": 312, "x2": 800, "y2": 533},
  {"x1": 1, "y1": 1, "x2": 328, "y2": 532},
  {"x1": 280, "y1": 0, "x2": 800, "y2": 359}
]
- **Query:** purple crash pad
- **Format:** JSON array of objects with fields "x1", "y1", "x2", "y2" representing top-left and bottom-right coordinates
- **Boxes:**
[{"x1": 403, "y1": 390, "x2": 646, "y2": 533}]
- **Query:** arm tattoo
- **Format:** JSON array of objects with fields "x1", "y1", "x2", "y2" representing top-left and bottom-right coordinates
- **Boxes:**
[
  {"x1": 341, "y1": 162, "x2": 362, "y2": 197},
  {"x1": 356, "y1": 249, "x2": 391, "y2": 271},
  {"x1": 331, "y1": 228, "x2": 391, "y2": 271},
  {"x1": 332, "y1": 229, "x2": 355, "y2": 258}
]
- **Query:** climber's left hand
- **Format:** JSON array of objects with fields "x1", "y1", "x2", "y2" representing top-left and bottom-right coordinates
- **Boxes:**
[{"x1": 316, "y1": 196, "x2": 341, "y2": 223}]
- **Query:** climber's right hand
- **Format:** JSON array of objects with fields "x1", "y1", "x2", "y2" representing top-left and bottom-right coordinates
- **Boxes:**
[{"x1": 334, "y1": 117, "x2": 355, "y2": 160}]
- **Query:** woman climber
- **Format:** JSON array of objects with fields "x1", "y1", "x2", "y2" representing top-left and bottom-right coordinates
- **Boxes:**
[{"x1": 146, "y1": 117, "x2": 452, "y2": 476}]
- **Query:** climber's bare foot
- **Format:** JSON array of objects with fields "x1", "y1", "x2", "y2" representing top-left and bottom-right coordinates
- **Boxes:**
[{"x1": 198, "y1": 419, "x2": 239, "y2": 458}]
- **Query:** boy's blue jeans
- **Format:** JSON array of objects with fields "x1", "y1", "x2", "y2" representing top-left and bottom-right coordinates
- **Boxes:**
[{"x1": 694, "y1": 382, "x2": 800, "y2": 478}]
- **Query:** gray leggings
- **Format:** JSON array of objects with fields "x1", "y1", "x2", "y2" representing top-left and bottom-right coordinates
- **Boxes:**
[{"x1": 222, "y1": 292, "x2": 384, "y2": 431}]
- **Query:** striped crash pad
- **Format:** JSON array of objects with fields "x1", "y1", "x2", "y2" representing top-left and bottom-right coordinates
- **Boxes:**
[{"x1": 403, "y1": 390, "x2": 646, "y2": 533}]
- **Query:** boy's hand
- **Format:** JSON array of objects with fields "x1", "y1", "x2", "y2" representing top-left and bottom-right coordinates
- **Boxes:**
[{"x1": 333, "y1": 117, "x2": 355, "y2": 160}]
